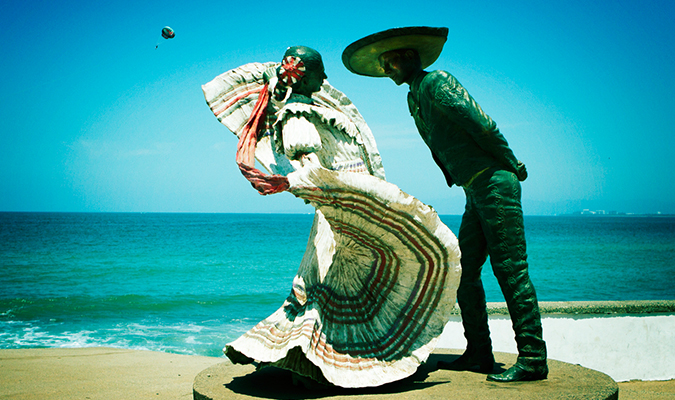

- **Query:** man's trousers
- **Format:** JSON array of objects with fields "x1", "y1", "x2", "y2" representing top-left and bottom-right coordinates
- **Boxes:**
[{"x1": 458, "y1": 168, "x2": 547, "y2": 370}]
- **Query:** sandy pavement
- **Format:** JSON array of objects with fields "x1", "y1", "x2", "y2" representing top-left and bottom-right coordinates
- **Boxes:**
[{"x1": 1, "y1": 347, "x2": 673, "y2": 399}]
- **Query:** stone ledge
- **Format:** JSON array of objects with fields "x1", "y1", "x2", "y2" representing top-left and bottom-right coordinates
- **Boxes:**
[
  {"x1": 451, "y1": 300, "x2": 675, "y2": 316},
  {"x1": 193, "y1": 349, "x2": 618, "y2": 400}
]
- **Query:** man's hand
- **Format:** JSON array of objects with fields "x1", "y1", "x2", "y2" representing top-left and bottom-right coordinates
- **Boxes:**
[
  {"x1": 515, "y1": 161, "x2": 528, "y2": 182},
  {"x1": 238, "y1": 163, "x2": 290, "y2": 195}
]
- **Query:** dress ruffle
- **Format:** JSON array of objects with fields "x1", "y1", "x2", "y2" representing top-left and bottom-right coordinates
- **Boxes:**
[
  {"x1": 273, "y1": 101, "x2": 363, "y2": 155},
  {"x1": 225, "y1": 164, "x2": 461, "y2": 388}
]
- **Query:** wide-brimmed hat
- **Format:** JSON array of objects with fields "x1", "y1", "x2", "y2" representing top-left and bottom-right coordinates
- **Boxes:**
[{"x1": 342, "y1": 26, "x2": 448, "y2": 77}]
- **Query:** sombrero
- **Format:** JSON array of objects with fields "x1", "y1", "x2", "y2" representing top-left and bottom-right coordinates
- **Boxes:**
[{"x1": 342, "y1": 26, "x2": 448, "y2": 77}]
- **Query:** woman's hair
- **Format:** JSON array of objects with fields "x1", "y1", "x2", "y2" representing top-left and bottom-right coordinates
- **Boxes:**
[
  {"x1": 283, "y1": 46, "x2": 324, "y2": 73},
  {"x1": 274, "y1": 46, "x2": 323, "y2": 100}
]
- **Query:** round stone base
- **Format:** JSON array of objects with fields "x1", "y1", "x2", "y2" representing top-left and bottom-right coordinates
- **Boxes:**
[{"x1": 194, "y1": 349, "x2": 618, "y2": 400}]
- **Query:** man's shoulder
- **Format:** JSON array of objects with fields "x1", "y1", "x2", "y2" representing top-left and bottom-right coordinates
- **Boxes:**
[
  {"x1": 418, "y1": 70, "x2": 459, "y2": 93},
  {"x1": 417, "y1": 70, "x2": 463, "y2": 102},
  {"x1": 422, "y1": 70, "x2": 456, "y2": 84}
]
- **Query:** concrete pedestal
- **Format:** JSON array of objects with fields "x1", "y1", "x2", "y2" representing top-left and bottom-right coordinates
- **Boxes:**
[{"x1": 193, "y1": 349, "x2": 618, "y2": 400}]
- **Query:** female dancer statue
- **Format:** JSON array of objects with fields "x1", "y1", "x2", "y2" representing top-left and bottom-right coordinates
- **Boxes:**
[{"x1": 202, "y1": 46, "x2": 461, "y2": 388}]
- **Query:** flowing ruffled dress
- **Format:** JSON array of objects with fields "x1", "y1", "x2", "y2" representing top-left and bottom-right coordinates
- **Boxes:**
[{"x1": 202, "y1": 62, "x2": 461, "y2": 388}]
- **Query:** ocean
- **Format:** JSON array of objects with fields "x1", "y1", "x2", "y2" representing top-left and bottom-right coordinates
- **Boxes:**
[{"x1": 1, "y1": 212, "x2": 674, "y2": 357}]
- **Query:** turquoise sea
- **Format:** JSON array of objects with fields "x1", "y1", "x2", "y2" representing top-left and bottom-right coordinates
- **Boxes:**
[{"x1": 1, "y1": 212, "x2": 674, "y2": 357}]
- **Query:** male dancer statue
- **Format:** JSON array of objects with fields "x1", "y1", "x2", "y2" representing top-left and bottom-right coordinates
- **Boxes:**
[{"x1": 343, "y1": 27, "x2": 548, "y2": 382}]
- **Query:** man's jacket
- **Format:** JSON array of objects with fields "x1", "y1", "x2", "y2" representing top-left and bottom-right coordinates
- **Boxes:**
[{"x1": 407, "y1": 70, "x2": 526, "y2": 187}]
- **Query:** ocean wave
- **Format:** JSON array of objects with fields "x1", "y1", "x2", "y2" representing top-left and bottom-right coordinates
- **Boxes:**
[
  {"x1": 0, "y1": 292, "x2": 283, "y2": 358},
  {"x1": 0, "y1": 319, "x2": 240, "y2": 357}
]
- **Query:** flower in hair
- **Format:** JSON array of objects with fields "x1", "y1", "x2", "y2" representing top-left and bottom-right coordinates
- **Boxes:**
[{"x1": 278, "y1": 56, "x2": 306, "y2": 87}]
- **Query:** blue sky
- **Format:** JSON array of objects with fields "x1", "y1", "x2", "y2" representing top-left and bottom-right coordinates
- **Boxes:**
[{"x1": 2, "y1": 0, "x2": 674, "y2": 215}]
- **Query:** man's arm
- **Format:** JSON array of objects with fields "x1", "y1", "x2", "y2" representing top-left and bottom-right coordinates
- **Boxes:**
[{"x1": 432, "y1": 151, "x2": 454, "y2": 187}]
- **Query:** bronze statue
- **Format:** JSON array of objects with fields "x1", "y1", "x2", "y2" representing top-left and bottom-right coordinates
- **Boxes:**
[{"x1": 343, "y1": 27, "x2": 548, "y2": 382}]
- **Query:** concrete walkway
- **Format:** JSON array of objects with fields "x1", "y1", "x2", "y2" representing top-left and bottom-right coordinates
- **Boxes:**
[{"x1": 0, "y1": 347, "x2": 217, "y2": 400}]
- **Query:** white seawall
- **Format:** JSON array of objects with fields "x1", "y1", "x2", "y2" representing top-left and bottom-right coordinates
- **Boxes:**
[{"x1": 436, "y1": 301, "x2": 675, "y2": 382}]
